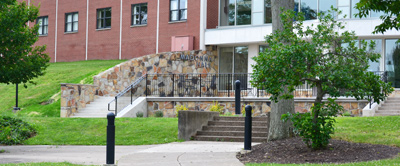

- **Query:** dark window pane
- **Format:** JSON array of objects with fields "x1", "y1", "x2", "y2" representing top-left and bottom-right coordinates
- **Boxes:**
[
  {"x1": 264, "y1": 0, "x2": 272, "y2": 23},
  {"x1": 105, "y1": 9, "x2": 111, "y2": 17},
  {"x1": 180, "y1": 9, "x2": 187, "y2": 20},
  {"x1": 385, "y1": 39, "x2": 400, "y2": 88},
  {"x1": 300, "y1": 0, "x2": 317, "y2": 20},
  {"x1": 105, "y1": 18, "x2": 111, "y2": 27},
  {"x1": 236, "y1": 0, "x2": 251, "y2": 25},
  {"x1": 97, "y1": 19, "x2": 103, "y2": 29}
]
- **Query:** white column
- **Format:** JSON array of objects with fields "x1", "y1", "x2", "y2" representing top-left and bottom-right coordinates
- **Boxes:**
[{"x1": 247, "y1": 44, "x2": 258, "y2": 74}]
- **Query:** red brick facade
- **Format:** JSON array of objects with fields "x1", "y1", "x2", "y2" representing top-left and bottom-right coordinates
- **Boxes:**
[{"x1": 24, "y1": 0, "x2": 203, "y2": 62}]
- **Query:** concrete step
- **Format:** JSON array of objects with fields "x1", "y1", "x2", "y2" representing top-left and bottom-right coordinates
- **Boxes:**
[
  {"x1": 208, "y1": 121, "x2": 268, "y2": 126},
  {"x1": 197, "y1": 131, "x2": 268, "y2": 137},
  {"x1": 382, "y1": 100, "x2": 400, "y2": 104},
  {"x1": 379, "y1": 103, "x2": 400, "y2": 106},
  {"x1": 193, "y1": 136, "x2": 267, "y2": 142},
  {"x1": 214, "y1": 116, "x2": 268, "y2": 121},
  {"x1": 379, "y1": 107, "x2": 400, "y2": 110},
  {"x1": 202, "y1": 126, "x2": 268, "y2": 132},
  {"x1": 376, "y1": 110, "x2": 400, "y2": 114},
  {"x1": 385, "y1": 97, "x2": 400, "y2": 101}
]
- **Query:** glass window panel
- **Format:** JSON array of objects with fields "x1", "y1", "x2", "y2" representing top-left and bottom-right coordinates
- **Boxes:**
[
  {"x1": 44, "y1": 26, "x2": 48, "y2": 34},
  {"x1": 105, "y1": 18, "x2": 111, "y2": 27},
  {"x1": 259, "y1": 45, "x2": 268, "y2": 53},
  {"x1": 338, "y1": 0, "x2": 349, "y2": 6},
  {"x1": 319, "y1": 0, "x2": 336, "y2": 16},
  {"x1": 170, "y1": 11, "x2": 178, "y2": 21},
  {"x1": 180, "y1": 9, "x2": 187, "y2": 20},
  {"x1": 67, "y1": 23, "x2": 72, "y2": 32},
  {"x1": 67, "y1": 15, "x2": 72, "y2": 22},
  {"x1": 371, "y1": 10, "x2": 384, "y2": 18},
  {"x1": 253, "y1": 12, "x2": 263, "y2": 25},
  {"x1": 385, "y1": 39, "x2": 400, "y2": 88},
  {"x1": 97, "y1": 19, "x2": 103, "y2": 29},
  {"x1": 294, "y1": 0, "x2": 299, "y2": 14},
  {"x1": 234, "y1": 46, "x2": 248, "y2": 73},
  {"x1": 171, "y1": 0, "x2": 178, "y2": 10},
  {"x1": 38, "y1": 19, "x2": 43, "y2": 26},
  {"x1": 98, "y1": 10, "x2": 102, "y2": 18},
  {"x1": 338, "y1": 6, "x2": 350, "y2": 19},
  {"x1": 351, "y1": 0, "x2": 359, "y2": 18},
  {"x1": 300, "y1": 0, "x2": 317, "y2": 20},
  {"x1": 363, "y1": 39, "x2": 382, "y2": 71},
  {"x1": 38, "y1": 26, "x2": 42, "y2": 34},
  {"x1": 228, "y1": 0, "x2": 235, "y2": 25},
  {"x1": 74, "y1": 13, "x2": 78, "y2": 21},
  {"x1": 236, "y1": 0, "x2": 251, "y2": 25},
  {"x1": 73, "y1": 22, "x2": 78, "y2": 31},
  {"x1": 264, "y1": 0, "x2": 272, "y2": 23},
  {"x1": 142, "y1": 14, "x2": 147, "y2": 24},
  {"x1": 105, "y1": 9, "x2": 111, "y2": 17},
  {"x1": 180, "y1": 0, "x2": 187, "y2": 9},
  {"x1": 44, "y1": 17, "x2": 48, "y2": 25},
  {"x1": 219, "y1": 47, "x2": 234, "y2": 90},
  {"x1": 142, "y1": 4, "x2": 148, "y2": 13},
  {"x1": 133, "y1": 6, "x2": 139, "y2": 14},
  {"x1": 133, "y1": 15, "x2": 140, "y2": 25}
]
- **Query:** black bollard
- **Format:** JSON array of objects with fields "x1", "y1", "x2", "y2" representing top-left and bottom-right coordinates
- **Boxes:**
[
  {"x1": 106, "y1": 112, "x2": 115, "y2": 165},
  {"x1": 235, "y1": 80, "x2": 241, "y2": 115},
  {"x1": 244, "y1": 105, "x2": 252, "y2": 150}
]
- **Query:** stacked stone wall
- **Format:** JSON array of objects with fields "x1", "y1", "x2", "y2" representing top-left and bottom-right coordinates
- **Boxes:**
[
  {"x1": 147, "y1": 100, "x2": 368, "y2": 118},
  {"x1": 93, "y1": 46, "x2": 218, "y2": 97},
  {"x1": 60, "y1": 84, "x2": 98, "y2": 117}
]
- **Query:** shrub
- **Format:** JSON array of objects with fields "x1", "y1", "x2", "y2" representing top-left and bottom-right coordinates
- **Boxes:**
[
  {"x1": 282, "y1": 98, "x2": 343, "y2": 150},
  {"x1": 175, "y1": 105, "x2": 188, "y2": 117},
  {"x1": 210, "y1": 101, "x2": 224, "y2": 114},
  {"x1": 154, "y1": 111, "x2": 164, "y2": 117},
  {"x1": 136, "y1": 111, "x2": 144, "y2": 117},
  {"x1": 0, "y1": 116, "x2": 36, "y2": 145}
]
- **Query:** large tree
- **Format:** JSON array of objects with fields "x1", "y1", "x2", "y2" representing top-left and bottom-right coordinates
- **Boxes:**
[
  {"x1": 0, "y1": 0, "x2": 49, "y2": 85},
  {"x1": 355, "y1": 0, "x2": 400, "y2": 34},
  {"x1": 251, "y1": 9, "x2": 393, "y2": 149},
  {"x1": 266, "y1": 0, "x2": 295, "y2": 141}
]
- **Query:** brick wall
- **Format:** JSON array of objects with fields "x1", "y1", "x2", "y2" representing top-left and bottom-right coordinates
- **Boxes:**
[{"x1": 207, "y1": 0, "x2": 219, "y2": 29}]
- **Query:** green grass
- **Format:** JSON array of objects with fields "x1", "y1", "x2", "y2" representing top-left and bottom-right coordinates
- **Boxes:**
[
  {"x1": 23, "y1": 117, "x2": 181, "y2": 145},
  {"x1": 0, "y1": 162, "x2": 91, "y2": 166},
  {"x1": 0, "y1": 60, "x2": 125, "y2": 117}
]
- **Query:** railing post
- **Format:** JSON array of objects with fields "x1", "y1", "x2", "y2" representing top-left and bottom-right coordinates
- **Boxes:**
[
  {"x1": 244, "y1": 105, "x2": 252, "y2": 150},
  {"x1": 200, "y1": 74, "x2": 202, "y2": 97},
  {"x1": 131, "y1": 85, "x2": 133, "y2": 104},
  {"x1": 114, "y1": 97, "x2": 117, "y2": 116},
  {"x1": 145, "y1": 74, "x2": 148, "y2": 97},
  {"x1": 172, "y1": 74, "x2": 175, "y2": 97},
  {"x1": 106, "y1": 112, "x2": 115, "y2": 165},
  {"x1": 228, "y1": 74, "x2": 231, "y2": 97},
  {"x1": 235, "y1": 80, "x2": 241, "y2": 115}
]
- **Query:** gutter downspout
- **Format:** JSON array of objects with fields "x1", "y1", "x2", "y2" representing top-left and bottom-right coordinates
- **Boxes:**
[
  {"x1": 54, "y1": 0, "x2": 58, "y2": 62},
  {"x1": 156, "y1": 0, "x2": 160, "y2": 53},
  {"x1": 85, "y1": 0, "x2": 89, "y2": 60},
  {"x1": 199, "y1": 0, "x2": 206, "y2": 50},
  {"x1": 119, "y1": 0, "x2": 123, "y2": 60}
]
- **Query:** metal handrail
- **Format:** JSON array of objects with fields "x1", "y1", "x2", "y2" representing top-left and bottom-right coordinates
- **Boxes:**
[{"x1": 107, "y1": 74, "x2": 146, "y2": 116}]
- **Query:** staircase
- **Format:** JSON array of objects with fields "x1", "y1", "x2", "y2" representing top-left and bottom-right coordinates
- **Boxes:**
[
  {"x1": 376, "y1": 97, "x2": 400, "y2": 116},
  {"x1": 71, "y1": 96, "x2": 115, "y2": 118},
  {"x1": 193, "y1": 116, "x2": 269, "y2": 142}
]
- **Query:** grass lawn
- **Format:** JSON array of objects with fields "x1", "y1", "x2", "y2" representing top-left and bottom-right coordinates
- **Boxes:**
[
  {"x1": 0, "y1": 60, "x2": 125, "y2": 117},
  {"x1": 0, "y1": 162, "x2": 91, "y2": 166},
  {"x1": 22, "y1": 117, "x2": 180, "y2": 145},
  {"x1": 247, "y1": 116, "x2": 400, "y2": 166}
]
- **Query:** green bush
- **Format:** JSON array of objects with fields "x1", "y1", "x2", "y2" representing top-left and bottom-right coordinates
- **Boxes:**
[
  {"x1": 0, "y1": 116, "x2": 36, "y2": 145},
  {"x1": 282, "y1": 98, "x2": 343, "y2": 149},
  {"x1": 154, "y1": 111, "x2": 164, "y2": 117},
  {"x1": 210, "y1": 101, "x2": 224, "y2": 114},
  {"x1": 175, "y1": 105, "x2": 188, "y2": 117},
  {"x1": 136, "y1": 111, "x2": 144, "y2": 117}
]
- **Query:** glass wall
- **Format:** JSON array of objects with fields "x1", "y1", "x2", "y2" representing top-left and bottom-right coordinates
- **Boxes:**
[
  {"x1": 385, "y1": 39, "x2": 400, "y2": 88},
  {"x1": 219, "y1": 47, "x2": 248, "y2": 90},
  {"x1": 364, "y1": 39, "x2": 382, "y2": 71},
  {"x1": 300, "y1": 0, "x2": 317, "y2": 20},
  {"x1": 220, "y1": 0, "x2": 251, "y2": 26}
]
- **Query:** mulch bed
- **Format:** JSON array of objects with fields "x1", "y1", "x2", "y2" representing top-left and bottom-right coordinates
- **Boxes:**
[{"x1": 237, "y1": 137, "x2": 400, "y2": 164}]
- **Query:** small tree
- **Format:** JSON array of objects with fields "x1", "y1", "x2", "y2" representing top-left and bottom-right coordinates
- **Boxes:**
[
  {"x1": 251, "y1": 9, "x2": 393, "y2": 149},
  {"x1": 0, "y1": 0, "x2": 49, "y2": 86}
]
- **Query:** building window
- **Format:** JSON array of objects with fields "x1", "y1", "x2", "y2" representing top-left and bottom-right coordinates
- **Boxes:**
[
  {"x1": 219, "y1": 46, "x2": 248, "y2": 90},
  {"x1": 65, "y1": 12, "x2": 78, "y2": 32},
  {"x1": 259, "y1": 45, "x2": 269, "y2": 53},
  {"x1": 220, "y1": 0, "x2": 251, "y2": 26},
  {"x1": 132, "y1": 3, "x2": 148, "y2": 25},
  {"x1": 97, "y1": 8, "x2": 111, "y2": 29},
  {"x1": 170, "y1": 0, "x2": 187, "y2": 21},
  {"x1": 37, "y1": 16, "x2": 48, "y2": 35}
]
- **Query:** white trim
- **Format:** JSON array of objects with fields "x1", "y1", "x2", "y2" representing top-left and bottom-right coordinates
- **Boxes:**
[
  {"x1": 54, "y1": 0, "x2": 58, "y2": 62},
  {"x1": 119, "y1": 0, "x2": 123, "y2": 60},
  {"x1": 85, "y1": 0, "x2": 89, "y2": 60},
  {"x1": 156, "y1": 0, "x2": 160, "y2": 53},
  {"x1": 199, "y1": 0, "x2": 206, "y2": 50}
]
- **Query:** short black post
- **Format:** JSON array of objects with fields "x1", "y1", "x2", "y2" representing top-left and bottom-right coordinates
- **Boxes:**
[
  {"x1": 235, "y1": 80, "x2": 241, "y2": 114},
  {"x1": 106, "y1": 112, "x2": 115, "y2": 165},
  {"x1": 13, "y1": 84, "x2": 20, "y2": 112},
  {"x1": 244, "y1": 105, "x2": 252, "y2": 150}
]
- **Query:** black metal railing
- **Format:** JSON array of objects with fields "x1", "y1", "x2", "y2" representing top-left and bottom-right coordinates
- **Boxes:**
[{"x1": 108, "y1": 75, "x2": 146, "y2": 116}]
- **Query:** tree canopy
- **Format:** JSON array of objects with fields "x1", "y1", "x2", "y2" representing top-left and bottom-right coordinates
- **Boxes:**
[
  {"x1": 355, "y1": 0, "x2": 400, "y2": 34},
  {"x1": 0, "y1": 0, "x2": 49, "y2": 85},
  {"x1": 251, "y1": 9, "x2": 393, "y2": 149}
]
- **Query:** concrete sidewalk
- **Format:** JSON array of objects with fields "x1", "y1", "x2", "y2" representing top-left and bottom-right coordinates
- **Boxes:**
[{"x1": 0, "y1": 141, "x2": 249, "y2": 166}]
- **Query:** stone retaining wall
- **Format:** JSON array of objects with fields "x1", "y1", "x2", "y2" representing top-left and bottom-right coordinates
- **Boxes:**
[
  {"x1": 147, "y1": 99, "x2": 368, "y2": 117},
  {"x1": 93, "y1": 46, "x2": 218, "y2": 97},
  {"x1": 60, "y1": 83, "x2": 98, "y2": 117}
]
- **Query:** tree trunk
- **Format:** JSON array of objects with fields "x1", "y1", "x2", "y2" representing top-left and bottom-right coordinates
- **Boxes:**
[{"x1": 268, "y1": 0, "x2": 295, "y2": 141}]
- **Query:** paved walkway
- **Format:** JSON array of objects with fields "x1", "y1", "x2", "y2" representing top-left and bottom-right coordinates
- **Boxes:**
[{"x1": 0, "y1": 141, "x2": 251, "y2": 166}]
